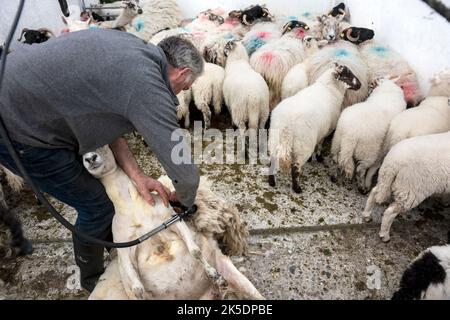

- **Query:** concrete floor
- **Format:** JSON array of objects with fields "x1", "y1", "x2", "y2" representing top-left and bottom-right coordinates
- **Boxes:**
[{"x1": 0, "y1": 112, "x2": 449, "y2": 300}]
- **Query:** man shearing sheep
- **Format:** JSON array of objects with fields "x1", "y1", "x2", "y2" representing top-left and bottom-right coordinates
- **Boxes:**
[{"x1": 0, "y1": 29, "x2": 203, "y2": 292}]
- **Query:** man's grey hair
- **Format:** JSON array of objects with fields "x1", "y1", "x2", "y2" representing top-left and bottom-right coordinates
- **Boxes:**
[{"x1": 158, "y1": 36, "x2": 204, "y2": 78}]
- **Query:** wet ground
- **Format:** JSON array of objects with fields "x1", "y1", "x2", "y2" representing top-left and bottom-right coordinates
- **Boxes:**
[{"x1": 0, "y1": 109, "x2": 449, "y2": 300}]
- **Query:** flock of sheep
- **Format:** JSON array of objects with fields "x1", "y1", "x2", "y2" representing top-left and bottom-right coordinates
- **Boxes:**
[{"x1": 0, "y1": 0, "x2": 449, "y2": 300}]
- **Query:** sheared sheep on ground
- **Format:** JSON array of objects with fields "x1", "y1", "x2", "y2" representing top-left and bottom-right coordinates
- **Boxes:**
[{"x1": 83, "y1": 146, "x2": 263, "y2": 300}]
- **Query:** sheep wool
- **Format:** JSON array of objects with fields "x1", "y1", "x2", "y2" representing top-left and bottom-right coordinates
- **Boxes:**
[
  {"x1": 362, "y1": 131, "x2": 450, "y2": 242},
  {"x1": 127, "y1": 0, "x2": 183, "y2": 42},
  {"x1": 223, "y1": 42, "x2": 270, "y2": 130},
  {"x1": 308, "y1": 42, "x2": 369, "y2": 108},
  {"x1": 331, "y1": 79, "x2": 406, "y2": 193}
]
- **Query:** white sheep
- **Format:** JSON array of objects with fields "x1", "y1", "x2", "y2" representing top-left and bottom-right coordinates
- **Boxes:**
[
  {"x1": 359, "y1": 41, "x2": 422, "y2": 107},
  {"x1": 331, "y1": 79, "x2": 407, "y2": 194},
  {"x1": 97, "y1": 0, "x2": 142, "y2": 31},
  {"x1": 268, "y1": 63, "x2": 362, "y2": 193},
  {"x1": 127, "y1": 0, "x2": 183, "y2": 42},
  {"x1": 383, "y1": 70, "x2": 450, "y2": 154},
  {"x1": 362, "y1": 131, "x2": 450, "y2": 242},
  {"x1": 191, "y1": 62, "x2": 226, "y2": 128},
  {"x1": 250, "y1": 20, "x2": 311, "y2": 109},
  {"x1": 175, "y1": 88, "x2": 192, "y2": 128},
  {"x1": 281, "y1": 36, "x2": 329, "y2": 99},
  {"x1": 83, "y1": 146, "x2": 263, "y2": 300},
  {"x1": 308, "y1": 41, "x2": 369, "y2": 108},
  {"x1": 222, "y1": 41, "x2": 270, "y2": 130},
  {"x1": 392, "y1": 237, "x2": 450, "y2": 300}
]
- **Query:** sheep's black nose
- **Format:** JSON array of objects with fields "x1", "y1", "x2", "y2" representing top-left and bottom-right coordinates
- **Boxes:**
[
  {"x1": 85, "y1": 154, "x2": 97, "y2": 164},
  {"x1": 138, "y1": 9, "x2": 143, "y2": 14}
]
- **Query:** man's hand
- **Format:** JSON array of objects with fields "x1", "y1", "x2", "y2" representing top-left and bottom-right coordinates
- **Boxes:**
[{"x1": 133, "y1": 172, "x2": 171, "y2": 207}]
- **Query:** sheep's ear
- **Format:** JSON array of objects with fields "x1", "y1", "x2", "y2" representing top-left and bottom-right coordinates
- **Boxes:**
[
  {"x1": 224, "y1": 40, "x2": 236, "y2": 56},
  {"x1": 317, "y1": 15, "x2": 327, "y2": 23}
]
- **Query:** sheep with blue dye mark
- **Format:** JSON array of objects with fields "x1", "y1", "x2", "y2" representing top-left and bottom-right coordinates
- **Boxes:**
[
  {"x1": 362, "y1": 131, "x2": 450, "y2": 242},
  {"x1": 308, "y1": 42, "x2": 369, "y2": 107},
  {"x1": 127, "y1": 0, "x2": 183, "y2": 42},
  {"x1": 331, "y1": 78, "x2": 407, "y2": 194},
  {"x1": 268, "y1": 63, "x2": 362, "y2": 193},
  {"x1": 340, "y1": 27, "x2": 422, "y2": 107}
]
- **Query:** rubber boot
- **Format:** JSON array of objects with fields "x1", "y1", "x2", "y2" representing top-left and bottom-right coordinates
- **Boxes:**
[{"x1": 72, "y1": 235, "x2": 105, "y2": 293}]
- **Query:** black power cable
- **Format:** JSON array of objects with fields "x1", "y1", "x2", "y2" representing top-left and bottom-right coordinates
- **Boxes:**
[{"x1": 0, "y1": 0, "x2": 196, "y2": 248}]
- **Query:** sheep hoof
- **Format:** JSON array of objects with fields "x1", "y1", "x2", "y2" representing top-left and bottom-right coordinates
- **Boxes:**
[
  {"x1": 316, "y1": 155, "x2": 324, "y2": 163},
  {"x1": 292, "y1": 186, "x2": 302, "y2": 194},
  {"x1": 268, "y1": 175, "x2": 276, "y2": 187},
  {"x1": 379, "y1": 234, "x2": 391, "y2": 243},
  {"x1": 358, "y1": 187, "x2": 369, "y2": 195},
  {"x1": 15, "y1": 239, "x2": 33, "y2": 256},
  {"x1": 307, "y1": 157, "x2": 312, "y2": 163}
]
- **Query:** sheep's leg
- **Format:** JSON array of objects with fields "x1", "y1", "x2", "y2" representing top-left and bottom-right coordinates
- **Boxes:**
[
  {"x1": 116, "y1": 246, "x2": 148, "y2": 299},
  {"x1": 314, "y1": 141, "x2": 325, "y2": 163},
  {"x1": 0, "y1": 197, "x2": 33, "y2": 256},
  {"x1": 379, "y1": 202, "x2": 403, "y2": 243},
  {"x1": 173, "y1": 222, "x2": 228, "y2": 292},
  {"x1": 364, "y1": 164, "x2": 380, "y2": 192},
  {"x1": 215, "y1": 254, "x2": 265, "y2": 300},
  {"x1": 184, "y1": 109, "x2": 191, "y2": 128},
  {"x1": 362, "y1": 187, "x2": 378, "y2": 222},
  {"x1": 259, "y1": 108, "x2": 269, "y2": 129},
  {"x1": 356, "y1": 164, "x2": 369, "y2": 195},
  {"x1": 197, "y1": 103, "x2": 212, "y2": 129},
  {"x1": 268, "y1": 156, "x2": 277, "y2": 187},
  {"x1": 291, "y1": 164, "x2": 302, "y2": 194}
]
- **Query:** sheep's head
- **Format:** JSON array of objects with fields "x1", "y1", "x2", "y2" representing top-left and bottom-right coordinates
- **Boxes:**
[
  {"x1": 123, "y1": 0, "x2": 143, "y2": 15},
  {"x1": 333, "y1": 62, "x2": 361, "y2": 91},
  {"x1": 62, "y1": 16, "x2": 91, "y2": 32},
  {"x1": 328, "y1": 2, "x2": 347, "y2": 19},
  {"x1": 302, "y1": 36, "x2": 328, "y2": 54},
  {"x1": 340, "y1": 27, "x2": 375, "y2": 45},
  {"x1": 199, "y1": 9, "x2": 225, "y2": 25},
  {"x1": 281, "y1": 20, "x2": 310, "y2": 36},
  {"x1": 429, "y1": 69, "x2": 450, "y2": 97},
  {"x1": 83, "y1": 145, "x2": 117, "y2": 179},
  {"x1": 231, "y1": 4, "x2": 273, "y2": 26},
  {"x1": 224, "y1": 40, "x2": 237, "y2": 57},
  {"x1": 318, "y1": 14, "x2": 344, "y2": 42}
]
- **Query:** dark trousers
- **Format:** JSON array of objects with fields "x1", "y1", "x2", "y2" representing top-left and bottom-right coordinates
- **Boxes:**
[
  {"x1": 0, "y1": 138, "x2": 114, "y2": 242},
  {"x1": 0, "y1": 138, "x2": 114, "y2": 291}
]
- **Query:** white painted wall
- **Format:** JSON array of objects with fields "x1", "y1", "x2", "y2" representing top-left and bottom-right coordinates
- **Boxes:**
[{"x1": 1, "y1": 0, "x2": 449, "y2": 93}]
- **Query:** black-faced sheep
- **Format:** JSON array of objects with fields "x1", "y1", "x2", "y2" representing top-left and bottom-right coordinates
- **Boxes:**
[{"x1": 268, "y1": 63, "x2": 361, "y2": 193}]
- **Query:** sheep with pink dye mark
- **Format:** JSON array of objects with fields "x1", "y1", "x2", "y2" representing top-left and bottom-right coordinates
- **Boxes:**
[{"x1": 250, "y1": 20, "x2": 312, "y2": 109}]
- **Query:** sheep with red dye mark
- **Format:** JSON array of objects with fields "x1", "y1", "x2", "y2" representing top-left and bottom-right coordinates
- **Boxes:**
[
  {"x1": 250, "y1": 20, "x2": 311, "y2": 109},
  {"x1": 382, "y1": 69, "x2": 450, "y2": 156},
  {"x1": 340, "y1": 27, "x2": 423, "y2": 107}
]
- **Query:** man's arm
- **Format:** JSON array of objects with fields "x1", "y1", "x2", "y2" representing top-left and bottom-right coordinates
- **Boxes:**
[
  {"x1": 125, "y1": 74, "x2": 199, "y2": 207},
  {"x1": 110, "y1": 137, "x2": 172, "y2": 207}
]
